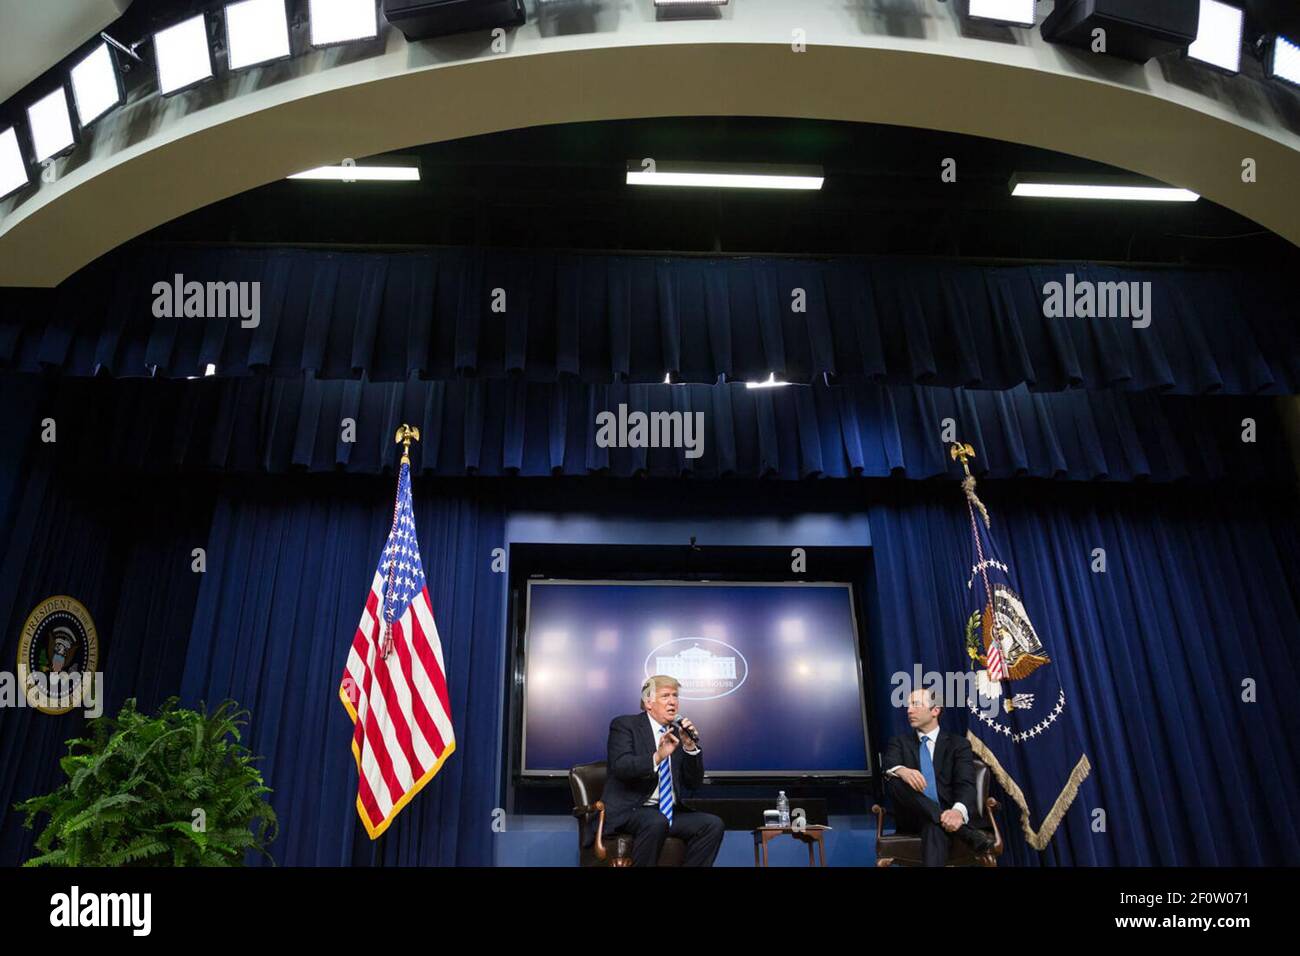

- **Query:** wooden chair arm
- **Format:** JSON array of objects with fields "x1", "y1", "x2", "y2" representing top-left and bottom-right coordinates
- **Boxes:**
[
  {"x1": 870, "y1": 804, "x2": 887, "y2": 841},
  {"x1": 984, "y1": 797, "x2": 1004, "y2": 857},
  {"x1": 591, "y1": 800, "x2": 609, "y2": 862}
]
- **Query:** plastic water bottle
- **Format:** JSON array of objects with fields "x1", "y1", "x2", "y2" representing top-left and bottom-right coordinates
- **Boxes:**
[{"x1": 777, "y1": 791, "x2": 790, "y2": 828}]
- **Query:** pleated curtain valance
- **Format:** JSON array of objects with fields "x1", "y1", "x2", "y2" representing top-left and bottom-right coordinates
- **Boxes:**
[
  {"x1": 21, "y1": 373, "x2": 1290, "y2": 482},
  {"x1": 1, "y1": 244, "x2": 1296, "y2": 394}
]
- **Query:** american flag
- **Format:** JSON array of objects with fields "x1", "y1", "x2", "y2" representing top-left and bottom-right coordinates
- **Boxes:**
[
  {"x1": 985, "y1": 627, "x2": 1008, "y2": 681},
  {"x1": 338, "y1": 460, "x2": 455, "y2": 839},
  {"x1": 982, "y1": 624, "x2": 1003, "y2": 686}
]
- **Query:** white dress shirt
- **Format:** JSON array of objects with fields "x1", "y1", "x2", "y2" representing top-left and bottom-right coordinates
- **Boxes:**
[
  {"x1": 644, "y1": 713, "x2": 701, "y2": 805},
  {"x1": 887, "y1": 727, "x2": 968, "y2": 824}
]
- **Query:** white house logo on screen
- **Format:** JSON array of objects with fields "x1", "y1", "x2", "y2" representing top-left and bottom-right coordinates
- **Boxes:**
[{"x1": 645, "y1": 638, "x2": 748, "y2": 700}]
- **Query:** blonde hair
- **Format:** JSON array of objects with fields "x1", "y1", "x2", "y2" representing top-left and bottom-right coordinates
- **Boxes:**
[{"x1": 640, "y1": 674, "x2": 680, "y2": 709}]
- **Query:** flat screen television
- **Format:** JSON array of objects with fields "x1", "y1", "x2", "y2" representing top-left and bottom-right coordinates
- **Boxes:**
[{"x1": 520, "y1": 580, "x2": 871, "y2": 777}]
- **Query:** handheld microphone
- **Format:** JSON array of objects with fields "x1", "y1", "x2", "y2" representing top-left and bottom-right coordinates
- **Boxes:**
[{"x1": 670, "y1": 716, "x2": 700, "y2": 743}]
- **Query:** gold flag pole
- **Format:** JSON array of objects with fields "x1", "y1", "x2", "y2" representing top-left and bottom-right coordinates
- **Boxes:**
[
  {"x1": 949, "y1": 441, "x2": 975, "y2": 476},
  {"x1": 950, "y1": 441, "x2": 989, "y2": 528},
  {"x1": 395, "y1": 424, "x2": 421, "y2": 465}
]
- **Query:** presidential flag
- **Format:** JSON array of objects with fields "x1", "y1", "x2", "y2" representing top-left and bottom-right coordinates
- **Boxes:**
[
  {"x1": 338, "y1": 459, "x2": 455, "y2": 839},
  {"x1": 958, "y1": 467, "x2": 1091, "y2": 851}
]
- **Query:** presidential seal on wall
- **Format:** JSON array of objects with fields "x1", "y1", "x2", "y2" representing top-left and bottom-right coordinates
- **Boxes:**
[{"x1": 16, "y1": 596, "x2": 99, "y2": 715}]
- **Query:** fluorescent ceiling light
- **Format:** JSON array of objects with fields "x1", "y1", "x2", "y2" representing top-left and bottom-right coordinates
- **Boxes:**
[
  {"x1": 154, "y1": 15, "x2": 214, "y2": 94},
  {"x1": 966, "y1": 0, "x2": 1035, "y2": 27},
  {"x1": 627, "y1": 162, "x2": 823, "y2": 191},
  {"x1": 1188, "y1": 0, "x2": 1243, "y2": 74},
  {"x1": 70, "y1": 43, "x2": 123, "y2": 127},
  {"x1": 225, "y1": 0, "x2": 291, "y2": 70},
  {"x1": 288, "y1": 164, "x2": 420, "y2": 181},
  {"x1": 628, "y1": 171, "x2": 823, "y2": 190},
  {"x1": 1011, "y1": 179, "x2": 1198, "y2": 202},
  {"x1": 1267, "y1": 35, "x2": 1300, "y2": 87},
  {"x1": 746, "y1": 373, "x2": 791, "y2": 389},
  {"x1": 0, "y1": 127, "x2": 29, "y2": 200},
  {"x1": 27, "y1": 88, "x2": 75, "y2": 164},
  {"x1": 309, "y1": 0, "x2": 380, "y2": 45}
]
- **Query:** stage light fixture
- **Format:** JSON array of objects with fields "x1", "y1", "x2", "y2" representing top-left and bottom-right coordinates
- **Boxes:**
[
  {"x1": 154, "y1": 14, "x2": 215, "y2": 95},
  {"x1": 627, "y1": 162, "x2": 824, "y2": 191},
  {"x1": 1041, "y1": 1, "x2": 1199, "y2": 64},
  {"x1": 1188, "y1": 0, "x2": 1244, "y2": 74},
  {"x1": 225, "y1": 0, "x2": 292, "y2": 70},
  {"x1": 1265, "y1": 34, "x2": 1300, "y2": 87},
  {"x1": 0, "y1": 127, "x2": 29, "y2": 201},
  {"x1": 70, "y1": 42, "x2": 125, "y2": 128},
  {"x1": 309, "y1": 0, "x2": 380, "y2": 46},
  {"x1": 962, "y1": 0, "x2": 1036, "y2": 27},
  {"x1": 381, "y1": 0, "x2": 526, "y2": 41},
  {"x1": 1010, "y1": 173, "x2": 1198, "y2": 202},
  {"x1": 746, "y1": 374, "x2": 792, "y2": 389},
  {"x1": 288, "y1": 164, "x2": 421, "y2": 181},
  {"x1": 26, "y1": 88, "x2": 76, "y2": 164}
]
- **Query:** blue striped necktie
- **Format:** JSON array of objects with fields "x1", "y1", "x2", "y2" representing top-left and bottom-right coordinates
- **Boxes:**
[{"x1": 657, "y1": 728, "x2": 675, "y2": 826}]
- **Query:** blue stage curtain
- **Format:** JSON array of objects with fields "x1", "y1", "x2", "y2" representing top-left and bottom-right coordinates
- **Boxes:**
[
  {"x1": 176, "y1": 478, "x2": 505, "y2": 866},
  {"x1": 1, "y1": 455, "x2": 1297, "y2": 867},
  {"x1": 866, "y1": 483, "x2": 1300, "y2": 866},
  {"x1": 0, "y1": 375, "x2": 46, "y2": 562},
  {"x1": 1, "y1": 245, "x2": 1296, "y2": 394},
  {"x1": 32, "y1": 374, "x2": 1295, "y2": 483},
  {"x1": 0, "y1": 459, "x2": 213, "y2": 866},
  {"x1": 0, "y1": 466, "x2": 505, "y2": 867}
]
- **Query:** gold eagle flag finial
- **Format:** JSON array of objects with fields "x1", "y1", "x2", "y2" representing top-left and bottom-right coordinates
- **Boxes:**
[
  {"x1": 395, "y1": 424, "x2": 421, "y2": 466},
  {"x1": 950, "y1": 441, "x2": 990, "y2": 529}
]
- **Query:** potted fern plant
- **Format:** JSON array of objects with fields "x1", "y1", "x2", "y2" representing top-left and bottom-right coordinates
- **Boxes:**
[{"x1": 16, "y1": 697, "x2": 278, "y2": 866}]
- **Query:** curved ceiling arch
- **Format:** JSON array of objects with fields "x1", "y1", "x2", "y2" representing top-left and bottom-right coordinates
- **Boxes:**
[{"x1": 2, "y1": 4, "x2": 1298, "y2": 287}]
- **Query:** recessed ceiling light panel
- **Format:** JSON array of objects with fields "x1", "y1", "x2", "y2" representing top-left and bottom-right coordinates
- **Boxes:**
[
  {"x1": 626, "y1": 161, "x2": 824, "y2": 191},
  {"x1": 1010, "y1": 173, "x2": 1199, "y2": 202},
  {"x1": 288, "y1": 163, "x2": 421, "y2": 181}
]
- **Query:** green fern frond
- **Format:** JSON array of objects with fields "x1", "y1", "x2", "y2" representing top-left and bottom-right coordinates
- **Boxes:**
[{"x1": 13, "y1": 697, "x2": 277, "y2": 867}]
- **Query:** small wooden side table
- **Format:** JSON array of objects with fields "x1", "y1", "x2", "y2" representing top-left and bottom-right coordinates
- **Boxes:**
[{"x1": 752, "y1": 825, "x2": 830, "y2": 867}]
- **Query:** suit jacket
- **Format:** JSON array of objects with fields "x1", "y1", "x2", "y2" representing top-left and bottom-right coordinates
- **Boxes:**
[
  {"x1": 882, "y1": 728, "x2": 978, "y2": 817},
  {"x1": 603, "y1": 712, "x2": 704, "y2": 832}
]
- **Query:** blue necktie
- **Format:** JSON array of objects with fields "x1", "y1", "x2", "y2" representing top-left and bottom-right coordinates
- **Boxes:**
[
  {"x1": 918, "y1": 735, "x2": 939, "y2": 804},
  {"x1": 657, "y1": 728, "x2": 675, "y2": 826}
]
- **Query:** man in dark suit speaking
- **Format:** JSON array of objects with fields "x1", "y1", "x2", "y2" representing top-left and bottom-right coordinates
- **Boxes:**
[
  {"x1": 603, "y1": 675, "x2": 725, "y2": 867},
  {"x1": 883, "y1": 688, "x2": 996, "y2": 866}
]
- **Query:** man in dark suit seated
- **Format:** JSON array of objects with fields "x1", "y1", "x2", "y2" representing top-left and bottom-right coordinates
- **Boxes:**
[
  {"x1": 602, "y1": 675, "x2": 725, "y2": 867},
  {"x1": 882, "y1": 688, "x2": 996, "y2": 866}
]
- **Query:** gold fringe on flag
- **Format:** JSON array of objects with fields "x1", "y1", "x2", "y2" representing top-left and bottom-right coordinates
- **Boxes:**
[{"x1": 967, "y1": 731, "x2": 1092, "y2": 852}]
